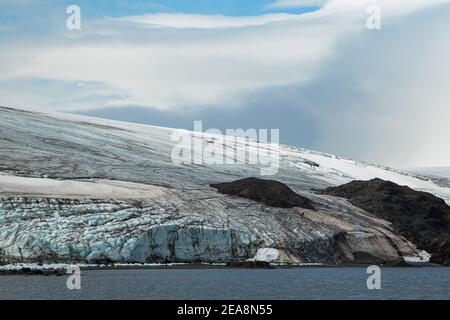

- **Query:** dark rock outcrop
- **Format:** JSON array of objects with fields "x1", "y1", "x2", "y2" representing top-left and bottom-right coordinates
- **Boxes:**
[
  {"x1": 211, "y1": 178, "x2": 315, "y2": 210},
  {"x1": 321, "y1": 178, "x2": 450, "y2": 265},
  {"x1": 226, "y1": 261, "x2": 273, "y2": 269},
  {"x1": 0, "y1": 268, "x2": 66, "y2": 276}
]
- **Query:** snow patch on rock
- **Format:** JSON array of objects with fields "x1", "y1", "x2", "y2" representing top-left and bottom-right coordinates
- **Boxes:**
[
  {"x1": 403, "y1": 250, "x2": 432, "y2": 264},
  {"x1": 252, "y1": 248, "x2": 280, "y2": 262}
]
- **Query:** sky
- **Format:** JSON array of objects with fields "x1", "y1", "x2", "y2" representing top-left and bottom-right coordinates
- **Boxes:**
[{"x1": 1, "y1": 0, "x2": 450, "y2": 168}]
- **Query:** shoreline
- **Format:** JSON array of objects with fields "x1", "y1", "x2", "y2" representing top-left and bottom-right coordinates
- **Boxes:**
[{"x1": 0, "y1": 261, "x2": 442, "y2": 276}]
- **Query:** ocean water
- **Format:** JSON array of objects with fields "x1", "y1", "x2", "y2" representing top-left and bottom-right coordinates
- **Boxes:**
[{"x1": 0, "y1": 267, "x2": 449, "y2": 300}]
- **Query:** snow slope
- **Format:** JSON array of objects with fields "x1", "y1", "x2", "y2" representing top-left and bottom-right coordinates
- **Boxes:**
[
  {"x1": 0, "y1": 106, "x2": 448, "y2": 264},
  {"x1": 407, "y1": 167, "x2": 450, "y2": 188},
  {"x1": 0, "y1": 173, "x2": 169, "y2": 199}
]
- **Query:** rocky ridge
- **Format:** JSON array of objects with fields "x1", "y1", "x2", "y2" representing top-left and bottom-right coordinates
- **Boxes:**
[{"x1": 322, "y1": 178, "x2": 450, "y2": 265}]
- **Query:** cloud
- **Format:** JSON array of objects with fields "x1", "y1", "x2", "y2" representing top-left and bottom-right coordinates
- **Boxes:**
[
  {"x1": 0, "y1": 13, "x2": 341, "y2": 111},
  {"x1": 309, "y1": 5, "x2": 450, "y2": 168},
  {"x1": 266, "y1": 0, "x2": 327, "y2": 9},
  {"x1": 111, "y1": 13, "x2": 303, "y2": 29},
  {"x1": 1, "y1": 0, "x2": 446, "y2": 112}
]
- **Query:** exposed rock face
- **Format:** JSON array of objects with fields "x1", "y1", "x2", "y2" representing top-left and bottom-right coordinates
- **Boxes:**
[
  {"x1": 1, "y1": 106, "x2": 449, "y2": 265},
  {"x1": 211, "y1": 178, "x2": 315, "y2": 210},
  {"x1": 322, "y1": 178, "x2": 450, "y2": 265}
]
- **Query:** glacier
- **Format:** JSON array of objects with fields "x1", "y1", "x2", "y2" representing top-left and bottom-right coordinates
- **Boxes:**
[{"x1": 1, "y1": 106, "x2": 449, "y2": 265}]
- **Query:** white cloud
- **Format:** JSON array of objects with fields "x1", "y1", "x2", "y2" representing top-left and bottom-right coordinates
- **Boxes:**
[
  {"x1": 112, "y1": 13, "x2": 302, "y2": 29},
  {"x1": 1, "y1": 0, "x2": 446, "y2": 113},
  {"x1": 0, "y1": 14, "x2": 341, "y2": 111},
  {"x1": 266, "y1": 0, "x2": 327, "y2": 9}
]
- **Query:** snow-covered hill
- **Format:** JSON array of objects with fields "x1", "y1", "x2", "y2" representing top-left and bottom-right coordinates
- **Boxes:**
[
  {"x1": 1, "y1": 106, "x2": 449, "y2": 265},
  {"x1": 407, "y1": 167, "x2": 450, "y2": 188}
]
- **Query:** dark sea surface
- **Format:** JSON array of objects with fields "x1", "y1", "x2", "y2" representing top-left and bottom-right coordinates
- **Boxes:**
[{"x1": 0, "y1": 267, "x2": 449, "y2": 300}]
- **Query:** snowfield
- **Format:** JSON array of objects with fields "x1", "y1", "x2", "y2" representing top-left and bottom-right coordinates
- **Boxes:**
[
  {"x1": 407, "y1": 167, "x2": 450, "y2": 188},
  {"x1": 1, "y1": 106, "x2": 448, "y2": 265},
  {"x1": 0, "y1": 173, "x2": 170, "y2": 199}
]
